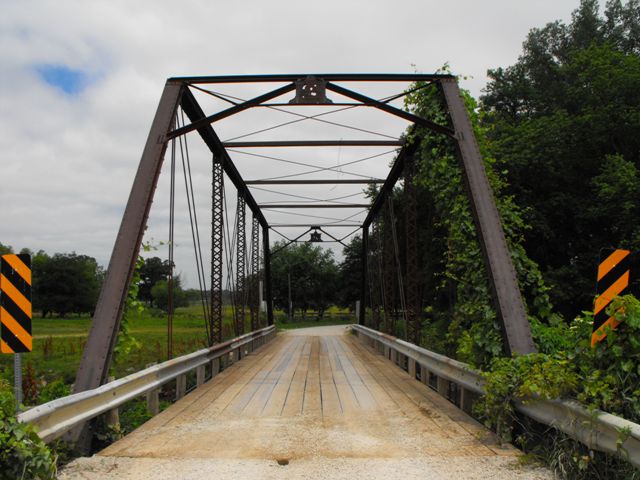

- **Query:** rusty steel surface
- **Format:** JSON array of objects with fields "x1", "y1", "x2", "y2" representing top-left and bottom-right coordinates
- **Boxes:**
[
  {"x1": 75, "y1": 74, "x2": 537, "y2": 435},
  {"x1": 210, "y1": 160, "x2": 224, "y2": 345},
  {"x1": 250, "y1": 216, "x2": 261, "y2": 331},
  {"x1": 404, "y1": 154, "x2": 420, "y2": 345},
  {"x1": 440, "y1": 78, "x2": 536, "y2": 355},
  {"x1": 74, "y1": 82, "x2": 183, "y2": 396},
  {"x1": 235, "y1": 195, "x2": 247, "y2": 336}
]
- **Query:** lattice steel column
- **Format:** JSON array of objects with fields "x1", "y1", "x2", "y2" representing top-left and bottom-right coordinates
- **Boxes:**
[
  {"x1": 235, "y1": 195, "x2": 246, "y2": 336},
  {"x1": 405, "y1": 154, "x2": 420, "y2": 345},
  {"x1": 382, "y1": 206, "x2": 396, "y2": 335},
  {"x1": 368, "y1": 223, "x2": 382, "y2": 331},
  {"x1": 210, "y1": 158, "x2": 224, "y2": 345},
  {"x1": 250, "y1": 215, "x2": 260, "y2": 330}
]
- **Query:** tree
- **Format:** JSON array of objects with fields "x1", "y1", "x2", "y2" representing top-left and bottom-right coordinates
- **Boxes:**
[
  {"x1": 480, "y1": 0, "x2": 640, "y2": 319},
  {"x1": 33, "y1": 253, "x2": 102, "y2": 317},
  {"x1": 337, "y1": 236, "x2": 362, "y2": 309},
  {"x1": 0, "y1": 243, "x2": 13, "y2": 256},
  {"x1": 270, "y1": 242, "x2": 339, "y2": 319},
  {"x1": 151, "y1": 276, "x2": 188, "y2": 312},
  {"x1": 137, "y1": 256, "x2": 172, "y2": 305}
]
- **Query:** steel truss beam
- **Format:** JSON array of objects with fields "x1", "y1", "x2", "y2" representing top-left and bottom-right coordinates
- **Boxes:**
[
  {"x1": 179, "y1": 88, "x2": 268, "y2": 229},
  {"x1": 224, "y1": 140, "x2": 403, "y2": 148},
  {"x1": 74, "y1": 82, "x2": 183, "y2": 397},
  {"x1": 69, "y1": 82, "x2": 184, "y2": 447},
  {"x1": 325, "y1": 82, "x2": 453, "y2": 137},
  {"x1": 260, "y1": 204, "x2": 368, "y2": 209},
  {"x1": 404, "y1": 154, "x2": 420, "y2": 345},
  {"x1": 235, "y1": 196, "x2": 246, "y2": 336},
  {"x1": 246, "y1": 179, "x2": 385, "y2": 185},
  {"x1": 168, "y1": 83, "x2": 296, "y2": 139},
  {"x1": 210, "y1": 160, "x2": 224, "y2": 345},
  {"x1": 171, "y1": 73, "x2": 456, "y2": 84},
  {"x1": 250, "y1": 215, "x2": 260, "y2": 330},
  {"x1": 440, "y1": 79, "x2": 536, "y2": 355}
]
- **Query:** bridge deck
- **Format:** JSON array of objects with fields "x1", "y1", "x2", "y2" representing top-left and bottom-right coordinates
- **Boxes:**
[{"x1": 61, "y1": 326, "x2": 553, "y2": 479}]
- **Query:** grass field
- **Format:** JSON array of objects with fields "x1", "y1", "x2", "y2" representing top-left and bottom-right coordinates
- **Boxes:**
[{"x1": 0, "y1": 305, "x2": 355, "y2": 403}]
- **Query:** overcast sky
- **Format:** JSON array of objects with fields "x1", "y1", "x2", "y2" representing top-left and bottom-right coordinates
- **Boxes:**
[{"x1": 0, "y1": 0, "x2": 582, "y2": 288}]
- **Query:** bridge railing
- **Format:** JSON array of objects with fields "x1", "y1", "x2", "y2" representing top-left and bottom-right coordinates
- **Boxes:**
[
  {"x1": 18, "y1": 325, "x2": 277, "y2": 443},
  {"x1": 352, "y1": 324, "x2": 640, "y2": 469}
]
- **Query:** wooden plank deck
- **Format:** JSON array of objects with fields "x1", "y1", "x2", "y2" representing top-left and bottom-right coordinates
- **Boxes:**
[{"x1": 62, "y1": 326, "x2": 553, "y2": 479}]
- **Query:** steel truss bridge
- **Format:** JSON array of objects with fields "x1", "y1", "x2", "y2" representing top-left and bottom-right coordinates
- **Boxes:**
[{"x1": 16, "y1": 74, "x2": 640, "y2": 475}]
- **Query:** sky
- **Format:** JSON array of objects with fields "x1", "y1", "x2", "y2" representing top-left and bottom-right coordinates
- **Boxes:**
[{"x1": 0, "y1": 0, "x2": 582, "y2": 289}]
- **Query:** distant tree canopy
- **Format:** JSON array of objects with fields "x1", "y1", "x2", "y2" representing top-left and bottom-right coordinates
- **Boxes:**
[
  {"x1": 337, "y1": 236, "x2": 362, "y2": 310},
  {"x1": 270, "y1": 241, "x2": 340, "y2": 318},
  {"x1": 150, "y1": 276, "x2": 188, "y2": 313},
  {"x1": 137, "y1": 256, "x2": 172, "y2": 305},
  {"x1": 480, "y1": 0, "x2": 640, "y2": 319},
  {"x1": 32, "y1": 252, "x2": 103, "y2": 317}
]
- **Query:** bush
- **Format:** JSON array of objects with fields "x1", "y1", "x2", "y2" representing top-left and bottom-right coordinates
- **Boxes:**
[{"x1": 0, "y1": 379, "x2": 56, "y2": 479}]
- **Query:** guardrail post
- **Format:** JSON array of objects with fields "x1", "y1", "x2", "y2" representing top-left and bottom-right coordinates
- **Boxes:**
[
  {"x1": 436, "y1": 376, "x2": 448, "y2": 398},
  {"x1": 408, "y1": 358, "x2": 416, "y2": 379},
  {"x1": 420, "y1": 365, "x2": 430, "y2": 386},
  {"x1": 105, "y1": 376, "x2": 120, "y2": 434},
  {"x1": 211, "y1": 357, "x2": 220, "y2": 379},
  {"x1": 459, "y1": 388, "x2": 474, "y2": 414},
  {"x1": 390, "y1": 348, "x2": 397, "y2": 365},
  {"x1": 196, "y1": 365, "x2": 205, "y2": 387},
  {"x1": 146, "y1": 389, "x2": 159, "y2": 415},
  {"x1": 176, "y1": 374, "x2": 186, "y2": 400}
]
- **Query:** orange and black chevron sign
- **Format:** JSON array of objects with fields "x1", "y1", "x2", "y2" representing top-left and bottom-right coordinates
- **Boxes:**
[
  {"x1": 0, "y1": 254, "x2": 32, "y2": 353},
  {"x1": 592, "y1": 249, "x2": 631, "y2": 347}
]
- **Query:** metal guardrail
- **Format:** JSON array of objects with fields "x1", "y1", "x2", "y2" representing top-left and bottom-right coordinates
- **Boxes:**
[
  {"x1": 351, "y1": 324, "x2": 640, "y2": 469},
  {"x1": 18, "y1": 325, "x2": 276, "y2": 443}
]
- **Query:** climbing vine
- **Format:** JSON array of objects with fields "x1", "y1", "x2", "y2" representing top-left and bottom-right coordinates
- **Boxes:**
[{"x1": 402, "y1": 73, "x2": 555, "y2": 368}]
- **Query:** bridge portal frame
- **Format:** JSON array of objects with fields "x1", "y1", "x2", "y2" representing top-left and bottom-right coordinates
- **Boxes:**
[{"x1": 73, "y1": 74, "x2": 536, "y2": 445}]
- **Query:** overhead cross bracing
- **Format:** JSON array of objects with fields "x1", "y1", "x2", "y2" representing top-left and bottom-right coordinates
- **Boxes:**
[{"x1": 73, "y1": 73, "x2": 536, "y2": 427}]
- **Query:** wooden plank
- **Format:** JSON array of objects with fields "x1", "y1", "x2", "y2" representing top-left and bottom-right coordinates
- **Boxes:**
[
  {"x1": 244, "y1": 336, "x2": 307, "y2": 416},
  {"x1": 347, "y1": 336, "x2": 494, "y2": 449},
  {"x1": 280, "y1": 337, "x2": 312, "y2": 416},
  {"x1": 332, "y1": 336, "x2": 399, "y2": 412},
  {"x1": 324, "y1": 337, "x2": 359, "y2": 414},
  {"x1": 328, "y1": 336, "x2": 377, "y2": 410},
  {"x1": 223, "y1": 336, "x2": 303, "y2": 415},
  {"x1": 319, "y1": 338, "x2": 342, "y2": 417},
  {"x1": 193, "y1": 337, "x2": 296, "y2": 419},
  {"x1": 302, "y1": 337, "x2": 322, "y2": 416}
]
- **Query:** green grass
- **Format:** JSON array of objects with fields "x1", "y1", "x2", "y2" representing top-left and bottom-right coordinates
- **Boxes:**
[{"x1": 0, "y1": 305, "x2": 355, "y2": 405}]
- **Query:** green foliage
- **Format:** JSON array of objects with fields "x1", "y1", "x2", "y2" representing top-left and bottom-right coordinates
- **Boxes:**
[
  {"x1": 112, "y1": 254, "x2": 144, "y2": 368},
  {"x1": 479, "y1": 295, "x2": 640, "y2": 478},
  {"x1": 32, "y1": 252, "x2": 103, "y2": 317},
  {"x1": 337, "y1": 236, "x2": 362, "y2": 309},
  {"x1": 403, "y1": 73, "x2": 553, "y2": 367},
  {"x1": 137, "y1": 256, "x2": 172, "y2": 305},
  {"x1": 0, "y1": 379, "x2": 56, "y2": 479},
  {"x1": 38, "y1": 380, "x2": 70, "y2": 405},
  {"x1": 270, "y1": 242, "x2": 340, "y2": 318},
  {"x1": 481, "y1": 0, "x2": 640, "y2": 319},
  {"x1": 151, "y1": 277, "x2": 189, "y2": 313}
]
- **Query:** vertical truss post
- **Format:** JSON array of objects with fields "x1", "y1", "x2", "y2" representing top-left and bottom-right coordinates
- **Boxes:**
[
  {"x1": 69, "y1": 81, "x2": 182, "y2": 447},
  {"x1": 210, "y1": 158, "x2": 224, "y2": 345},
  {"x1": 250, "y1": 215, "x2": 260, "y2": 331},
  {"x1": 263, "y1": 228, "x2": 274, "y2": 325},
  {"x1": 382, "y1": 205, "x2": 396, "y2": 335},
  {"x1": 370, "y1": 222, "x2": 382, "y2": 331},
  {"x1": 360, "y1": 226, "x2": 368, "y2": 325},
  {"x1": 235, "y1": 195, "x2": 246, "y2": 336},
  {"x1": 405, "y1": 154, "x2": 420, "y2": 345},
  {"x1": 440, "y1": 78, "x2": 536, "y2": 355}
]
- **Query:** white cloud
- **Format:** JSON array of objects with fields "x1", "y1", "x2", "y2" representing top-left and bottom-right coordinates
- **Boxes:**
[{"x1": 0, "y1": 0, "x2": 579, "y2": 288}]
